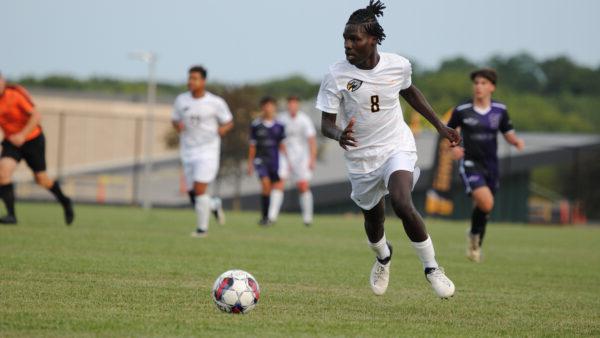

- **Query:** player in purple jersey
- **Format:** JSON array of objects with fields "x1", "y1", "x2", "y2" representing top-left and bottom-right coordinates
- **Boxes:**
[
  {"x1": 247, "y1": 96, "x2": 287, "y2": 226},
  {"x1": 447, "y1": 69, "x2": 525, "y2": 262}
]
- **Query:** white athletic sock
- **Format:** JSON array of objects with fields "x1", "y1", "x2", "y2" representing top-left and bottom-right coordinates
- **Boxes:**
[
  {"x1": 299, "y1": 191, "x2": 313, "y2": 224},
  {"x1": 195, "y1": 194, "x2": 211, "y2": 232},
  {"x1": 268, "y1": 189, "x2": 284, "y2": 221},
  {"x1": 208, "y1": 197, "x2": 218, "y2": 211},
  {"x1": 411, "y1": 236, "x2": 439, "y2": 269},
  {"x1": 369, "y1": 234, "x2": 391, "y2": 260}
]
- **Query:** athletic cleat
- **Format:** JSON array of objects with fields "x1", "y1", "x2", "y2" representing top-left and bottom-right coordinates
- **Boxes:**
[
  {"x1": 0, "y1": 215, "x2": 17, "y2": 225},
  {"x1": 258, "y1": 218, "x2": 271, "y2": 227},
  {"x1": 212, "y1": 197, "x2": 225, "y2": 225},
  {"x1": 303, "y1": 221, "x2": 312, "y2": 227},
  {"x1": 63, "y1": 198, "x2": 75, "y2": 225},
  {"x1": 370, "y1": 242, "x2": 393, "y2": 296},
  {"x1": 190, "y1": 229, "x2": 208, "y2": 238},
  {"x1": 466, "y1": 231, "x2": 482, "y2": 263},
  {"x1": 425, "y1": 267, "x2": 455, "y2": 299}
]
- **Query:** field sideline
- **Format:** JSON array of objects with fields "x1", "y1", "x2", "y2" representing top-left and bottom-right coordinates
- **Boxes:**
[{"x1": 1, "y1": 203, "x2": 598, "y2": 337}]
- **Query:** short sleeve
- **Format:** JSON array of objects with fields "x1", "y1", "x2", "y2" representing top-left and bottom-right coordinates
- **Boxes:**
[
  {"x1": 171, "y1": 96, "x2": 183, "y2": 121},
  {"x1": 315, "y1": 71, "x2": 342, "y2": 114},
  {"x1": 216, "y1": 98, "x2": 233, "y2": 124},
  {"x1": 249, "y1": 124, "x2": 257, "y2": 145},
  {"x1": 15, "y1": 90, "x2": 34, "y2": 113},
  {"x1": 499, "y1": 109, "x2": 514, "y2": 134},
  {"x1": 399, "y1": 57, "x2": 412, "y2": 90},
  {"x1": 279, "y1": 125, "x2": 286, "y2": 142},
  {"x1": 447, "y1": 108, "x2": 462, "y2": 129}
]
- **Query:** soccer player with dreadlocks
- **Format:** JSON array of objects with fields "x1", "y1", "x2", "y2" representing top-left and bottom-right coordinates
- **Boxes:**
[{"x1": 317, "y1": 1, "x2": 461, "y2": 298}]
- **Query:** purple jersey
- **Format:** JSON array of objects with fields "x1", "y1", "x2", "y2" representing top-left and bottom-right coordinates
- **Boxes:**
[
  {"x1": 447, "y1": 100, "x2": 514, "y2": 169},
  {"x1": 249, "y1": 119, "x2": 286, "y2": 169}
]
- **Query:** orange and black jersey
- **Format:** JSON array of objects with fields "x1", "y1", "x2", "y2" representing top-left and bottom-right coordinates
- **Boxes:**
[{"x1": 0, "y1": 85, "x2": 42, "y2": 141}]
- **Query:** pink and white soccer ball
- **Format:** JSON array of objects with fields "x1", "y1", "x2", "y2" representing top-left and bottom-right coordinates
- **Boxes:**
[{"x1": 211, "y1": 269, "x2": 260, "y2": 314}]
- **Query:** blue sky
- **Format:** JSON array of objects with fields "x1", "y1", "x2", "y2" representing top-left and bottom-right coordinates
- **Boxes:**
[{"x1": 2, "y1": 0, "x2": 599, "y2": 83}]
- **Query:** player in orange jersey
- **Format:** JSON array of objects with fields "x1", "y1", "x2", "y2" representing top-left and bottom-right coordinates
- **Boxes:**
[{"x1": 0, "y1": 72, "x2": 74, "y2": 225}]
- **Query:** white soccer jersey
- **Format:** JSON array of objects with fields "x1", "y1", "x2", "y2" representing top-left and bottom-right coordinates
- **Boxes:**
[
  {"x1": 316, "y1": 52, "x2": 416, "y2": 174},
  {"x1": 278, "y1": 111, "x2": 316, "y2": 163},
  {"x1": 171, "y1": 91, "x2": 233, "y2": 162}
]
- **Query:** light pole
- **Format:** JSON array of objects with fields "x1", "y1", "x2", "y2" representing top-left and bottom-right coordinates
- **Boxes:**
[{"x1": 129, "y1": 51, "x2": 157, "y2": 210}]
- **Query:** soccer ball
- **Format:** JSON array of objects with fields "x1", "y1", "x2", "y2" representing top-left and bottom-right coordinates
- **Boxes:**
[{"x1": 211, "y1": 269, "x2": 260, "y2": 314}]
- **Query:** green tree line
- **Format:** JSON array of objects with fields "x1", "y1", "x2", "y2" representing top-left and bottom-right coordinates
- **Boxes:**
[{"x1": 17, "y1": 52, "x2": 600, "y2": 133}]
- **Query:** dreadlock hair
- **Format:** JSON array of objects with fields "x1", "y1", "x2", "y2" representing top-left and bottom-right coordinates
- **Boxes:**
[{"x1": 347, "y1": 0, "x2": 387, "y2": 45}]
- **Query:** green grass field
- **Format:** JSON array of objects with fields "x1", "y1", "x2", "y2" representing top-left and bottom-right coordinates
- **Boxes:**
[{"x1": 1, "y1": 203, "x2": 599, "y2": 337}]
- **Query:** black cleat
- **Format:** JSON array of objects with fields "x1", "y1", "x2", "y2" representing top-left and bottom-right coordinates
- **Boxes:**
[
  {"x1": 63, "y1": 198, "x2": 75, "y2": 225},
  {"x1": 258, "y1": 218, "x2": 272, "y2": 227},
  {"x1": 0, "y1": 214, "x2": 17, "y2": 225}
]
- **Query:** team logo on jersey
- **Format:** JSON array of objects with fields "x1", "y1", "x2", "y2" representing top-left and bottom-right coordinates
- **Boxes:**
[
  {"x1": 183, "y1": 106, "x2": 190, "y2": 112},
  {"x1": 346, "y1": 79, "x2": 363, "y2": 92},
  {"x1": 489, "y1": 114, "x2": 501, "y2": 129},
  {"x1": 463, "y1": 117, "x2": 479, "y2": 126}
]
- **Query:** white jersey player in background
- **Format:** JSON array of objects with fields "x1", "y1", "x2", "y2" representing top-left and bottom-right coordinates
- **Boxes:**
[
  {"x1": 172, "y1": 66, "x2": 234, "y2": 238},
  {"x1": 278, "y1": 95, "x2": 318, "y2": 226},
  {"x1": 318, "y1": 1, "x2": 461, "y2": 298}
]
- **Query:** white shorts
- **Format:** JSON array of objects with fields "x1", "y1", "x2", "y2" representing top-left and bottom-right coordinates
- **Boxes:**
[
  {"x1": 349, "y1": 151, "x2": 418, "y2": 210},
  {"x1": 183, "y1": 157, "x2": 219, "y2": 189},
  {"x1": 279, "y1": 155, "x2": 312, "y2": 183}
]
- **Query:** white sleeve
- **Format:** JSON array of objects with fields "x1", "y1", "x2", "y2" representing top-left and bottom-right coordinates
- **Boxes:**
[
  {"x1": 399, "y1": 57, "x2": 413, "y2": 90},
  {"x1": 315, "y1": 71, "x2": 342, "y2": 114},
  {"x1": 216, "y1": 98, "x2": 233, "y2": 124},
  {"x1": 171, "y1": 96, "x2": 183, "y2": 121},
  {"x1": 303, "y1": 115, "x2": 316, "y2": 138}
]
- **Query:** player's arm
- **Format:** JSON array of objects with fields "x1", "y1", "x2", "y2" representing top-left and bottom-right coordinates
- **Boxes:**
[
  {"x1": 279, "y1": 142, "x2": 288, "y2": 158},
  {"x1": 308, "y1": 136, "x2": 317, "y2": 170},
  {"x1": 218, "y1": 121, "x2": 234, "y2": 137},
  {"x1": 247, "y1": 144, "x2": 256, "y2": 176},
  {"x1": 172, "y1": 120, "x2": 184, "y2": 133},
  {"x1": 9, "y1": 108, "x2": 41, "y2": 147},
  {"x1": 503, "y1": 131, "x2": 525, "y2": 151},
  {"x1": 400, "y1": 85, "x2": 461, "y2": 147},
  {"x1": 499, "y1": 109, "x2": 524, "y2": 150},
  {"x1": 321, "y1": 112, "x2": 356, "y2": 150}
]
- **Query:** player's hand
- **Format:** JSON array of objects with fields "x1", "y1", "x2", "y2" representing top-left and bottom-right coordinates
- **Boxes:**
[
  {"x1": 339, "y1": 118, "x2": 357, "y2": 150},
  {"x1": 515, "y1": 138, "x2": 525, "y2": 151},
  {"x1": 451, "y1": 146, "x2": 464, "y2": 160},
  {"x1": 438, "y1": 126, "x2": 461, "y2": 147},
  {"x1": 309, "y1": 157, "x2": 316, "y2": 171},
  {"x1": 8, "y1": 133, "x2": 26, "y2": 147}
]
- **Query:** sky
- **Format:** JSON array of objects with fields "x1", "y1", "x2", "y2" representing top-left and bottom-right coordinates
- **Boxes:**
[{"x1": 2, "y1": 0, "x2": 599, "y2": 84}]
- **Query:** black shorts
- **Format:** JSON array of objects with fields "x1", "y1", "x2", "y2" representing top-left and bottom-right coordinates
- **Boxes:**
[{"x1": 1, "y1": 133, "x2": 47, "y2": 172}]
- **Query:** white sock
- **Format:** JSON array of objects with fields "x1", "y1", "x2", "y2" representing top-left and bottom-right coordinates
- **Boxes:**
[
  {"x1": 299, "y1": 191, "x2": 313, "y2": 224},
  {"x1": 411, "y1": 236, "x2": 439, "y2": 269},
  {"x1": 268, "y1": 189, "x2": 284, "y2": 221},
  {"x1": 369, "y1": 234, "x2": 391, "y2": 260},
  {"x1": 208, "y1": 197, "x2": 219, "y2": 211},
  {"x1": 195, "y1": 194, "x2": 211, "y2": 232}
]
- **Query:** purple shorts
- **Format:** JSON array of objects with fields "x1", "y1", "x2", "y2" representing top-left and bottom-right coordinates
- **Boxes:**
[
  {"x1": 254, "y1": 158, "x2": 280, "y2": 182},
  {"x1": 459, "y1": 160, "x2": 498, "y2": 195}
]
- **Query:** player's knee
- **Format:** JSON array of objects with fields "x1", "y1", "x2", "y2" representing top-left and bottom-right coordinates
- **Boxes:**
[
  {"x1": 479, "y1": 200, "x2": 494, "y2": 213},
  {"x1": 297, "y1": 181, "x2": 309, "y2": 192},
  {"x1": 0, "y1": 171, "x2": 11, "y2": 184},
  {"x1": 391, "y1": 195, "x2": 415, "y2": 220},
  {"x1": 34, "y1": 174, "x2": 51, "y2": 187}
]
